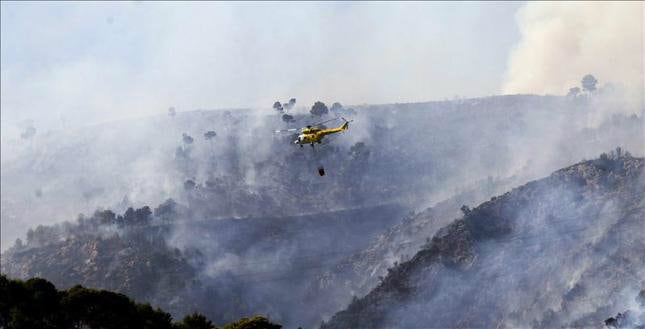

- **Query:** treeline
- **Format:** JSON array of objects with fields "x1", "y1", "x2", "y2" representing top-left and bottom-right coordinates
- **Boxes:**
[
  {"x1": 0, "y1": 275, "x2": 281, "y2": 329},
  {"x1": 17, "y1": 199, "x2": 185, "y2": 249}
]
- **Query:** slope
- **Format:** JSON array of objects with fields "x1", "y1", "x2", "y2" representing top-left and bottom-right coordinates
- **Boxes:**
[{"x1": 322, "y1": 152, "x2": 645, "y2": 329}]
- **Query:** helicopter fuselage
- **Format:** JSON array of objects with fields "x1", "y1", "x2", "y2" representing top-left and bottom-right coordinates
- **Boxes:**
[
  {"x1": 294, "y1": 132, "x2": 320, "y2": 144},
  {"x1": 293, "y1": 121, "x2": 349, "y2": 145}
]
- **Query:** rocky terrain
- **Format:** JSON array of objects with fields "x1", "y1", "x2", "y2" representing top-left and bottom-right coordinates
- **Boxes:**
[{"x1": 322, "y1": 152, "x2": 645, "y2": 329}]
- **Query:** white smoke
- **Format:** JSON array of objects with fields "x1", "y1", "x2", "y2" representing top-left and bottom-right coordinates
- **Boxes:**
[{"x1": 502, "y1": 2, "x2": 644, "y2": 112}]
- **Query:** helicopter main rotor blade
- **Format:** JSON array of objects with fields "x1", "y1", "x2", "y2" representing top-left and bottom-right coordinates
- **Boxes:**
[
  {"x1": 274, "y1": 128, "x2": 298, "y2": 133},
  {"x1": 308, "y1": 117, "x2": 342, "y2": 127}
]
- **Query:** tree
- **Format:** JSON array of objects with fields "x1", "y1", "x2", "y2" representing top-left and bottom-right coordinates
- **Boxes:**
[
  {"x1": 284, "y1": 98, "x2": 296, "y2": 110},
  {"x1": 184, "y1": 179, "x2": 196, "y2": 190},
  {"x1": 182, "y1": 133, "x2": 194, "y2": 145},
  {"x1": 13, "y1": 278, "x2": 61, "y2": 328},
  {"x1": 94, "y1": 209, "x2": 117, "y2": 225},
  {"x1": 567, "y1": 87, "x2": 580, "y2": 97},
  {"x1": 222, "y1": 316, "x2": 281, "y2": 329},
  {"x1": 177, "y1": 313, "x2": 217, "y2": 329},
  {"x1": 1, "y1": 275, "x2": 278, "y2": 329},
  {"x1": 135, "y1": 207, "x2": 152, "y2": 224},
  {"x1": 61, "y1": 285, "x2": 152, "y2": 329},
  {"x1": 281, "y1": 114, "x2": 295, "y2": 123},
  {"x1": 310, "y1": 101, "x2": 328, "y2": 117},
  {"x1": 273, "y1": 101, "x2": 283, "y2": 112},
  {"x1": 136, "y1": 303, "x2": 174, "y2": 329},
  {"x1": 28, "y1": 225, "x2": 57, "y2": 246},
  {"x1": 349, "y1": 142, "x2": 370, "y2": 161},
  {"x1": 26, "y1": 229, "x2": 34, "y2": 245},
  {"x1": 175, "y1": 146, "x2": 191, "y2": 160},
  {"x1": 204, "y1": 131, "x2": 217, "y2": 140},
  {"x1": 154, "y1": 199, "x2": 178, "y2": 222},
  {"x1": 637, "y1": 289, "x2": 645, "y2": 307},
  {"x1": 20, "y1": 126, "x2": 36, "y2": 140},
  {"x1": 122, "y1": 207, "x2": 152, "y2": 226},
  {"x1": 123, "y1": 208, "x2": 136, "y2": 225},
  {"x1": 330, "y1": 102, "x2": 343, "y2": 112},
  {"x1": 581, "y1": 74, "x2": 598, "y2": 93},
  {"x1": 343, "y1": 107, "x2": 357, "y2": 115}
]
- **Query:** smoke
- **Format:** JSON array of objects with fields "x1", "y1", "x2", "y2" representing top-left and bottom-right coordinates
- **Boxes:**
[
  {"x1": 2, "y1": 3, "x2": 644, "y2": 327},
  {"x1": 1, "y1": 2, "x2": 522, "y2": 157},
  {"x1": 502, "y1": 2, "x2": 644, "y2": 112},
  {"x1": 2, "y1": 95, "x2": 642, "y2": 329},
  {"x1": 325, "y1": 155, "x2": 645, "y2": 329}
]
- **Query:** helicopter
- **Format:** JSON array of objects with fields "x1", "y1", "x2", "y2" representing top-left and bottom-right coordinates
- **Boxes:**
[{"x1": 274, "y1": 117, "x2": 351, "y2": 148}]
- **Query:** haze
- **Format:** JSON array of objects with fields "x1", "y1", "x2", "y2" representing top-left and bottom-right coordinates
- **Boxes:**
[
  {"x1": 1, "y1": 2, "x2": 523, "y2": 145},
  {"x1": 1, "y1": 3, "x2": 644, "y2": 327},
  {"x1": 3, "y1": 2, "x2": 642, "y2": 150}
]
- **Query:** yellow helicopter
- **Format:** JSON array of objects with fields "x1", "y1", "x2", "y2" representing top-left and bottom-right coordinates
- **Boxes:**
[{"x1": 274, "y1": 117, "x2": 351, "y2": 147}]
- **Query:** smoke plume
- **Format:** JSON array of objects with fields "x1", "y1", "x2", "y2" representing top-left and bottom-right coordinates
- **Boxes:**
[{"x1": 502, "y1": 2, "x2": 644, "y2": 111}]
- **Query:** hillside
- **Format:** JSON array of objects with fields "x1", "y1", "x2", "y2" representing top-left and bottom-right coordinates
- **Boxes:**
[
  {"x1": 321, "y1": 152, "x2": 645, "y2": 329},
  {"x1": 1, "y1": 204, "x2": 404, "y2": 327},
  {"x1": 3, "y1": 95, "x2": 642, "y2": 250},
  {"x1": 2, "y1": 95, "x2": 643, "y2": 328},
  {"x1": 305, "y1": 173, "x2": 523, "y2": 320}
]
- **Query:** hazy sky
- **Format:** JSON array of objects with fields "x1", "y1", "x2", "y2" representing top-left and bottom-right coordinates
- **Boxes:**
[
  {"x1": 2, "y1": 1, "x2": 642, "y2": 139},
  {"x1": 1, "y1": 1, "x2": 522, "y2": 133}
]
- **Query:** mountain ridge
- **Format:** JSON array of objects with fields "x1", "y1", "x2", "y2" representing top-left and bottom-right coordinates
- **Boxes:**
[{"x1": 322, "y1": 152, "x2": 645, "y2": 329}]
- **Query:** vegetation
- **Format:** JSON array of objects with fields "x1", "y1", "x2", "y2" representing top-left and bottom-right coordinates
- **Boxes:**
[
  {"x1": 204, "y1": 131, "x2": 217, "y2": 140},
  {"x1": 0, "y1": 275, "x2": 281, "y2": 329},
  {"x1": 176, "y1": 313, "x2": 216, "y2": 329},
  {"x1": 281, "y1": 114, "x2": 294, "y2": 123},
  {"x1": 566, "y1": 73, "x2": 599, "y2": 96},
  {"x1": 272, "y1": 101, "x2": 283, "y2": 112},
  {"x1": 182, "y1": 133, "x2": 195, "y2": 145},
  {"x1": 330, "y1": 102, "x2": 343, "y2": 112},
  {"x1": 310, "y1": 101, "x2": 329, "y2": 117},
  {"x1": 581, "y1": 74, "x2": 598, "y2": 93},
  {"x1": 222, "y1": 316, "x2": 282, "y2": 329},
  {"x1": 284, "y1": 98, "x2": 296, "y2": 110},
  {"x1": 595, "y1": 146, "x2": 633, "y2": 171},
  {"x1": 20, "y1": 126, "x2": 36, "y2": 140},
  {"x1": 3, "y1": 93, "x2": 641, "y2": 328},
  {"x1": 16, "y1": 201, "x2": 187, "y2": 252},
  {"x1": 273, "y1": 98, "x2": 296, "y2": 112},
  {"x1": 321, "y1": 152, "x2": 644, "y2": 329},
  {"x1": 567, "y1": 86, "x2": 580, "y2": 97}
]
